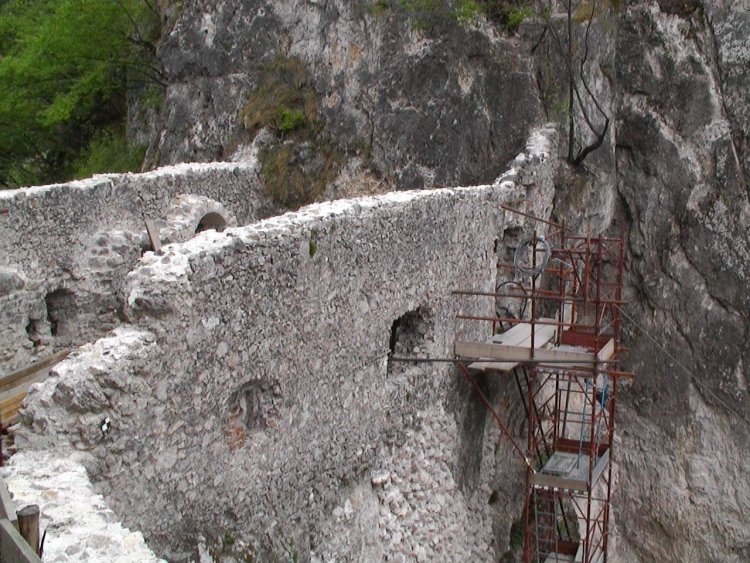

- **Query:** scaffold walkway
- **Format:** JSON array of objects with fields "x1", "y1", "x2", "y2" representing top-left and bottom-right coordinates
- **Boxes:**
[{"x1": 452, "y1": 207, "x2": 634, "y2": 563}]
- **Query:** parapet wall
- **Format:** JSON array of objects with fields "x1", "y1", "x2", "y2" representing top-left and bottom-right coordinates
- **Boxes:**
[
  {"x1": 15, "y1": 125, "x2": 558, "y2": 561},
  {"x1": 0, "y1": 159, "x2": 272, "y2": 373}
]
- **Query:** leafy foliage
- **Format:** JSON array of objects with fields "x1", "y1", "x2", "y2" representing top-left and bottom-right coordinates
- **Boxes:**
[
  {"x1": 242, "y1": 57, "x2": 317, "y2": 136},
  {"x1": 396, "y1": 0, "x2": 537, "y2": 32},
  {"x1": 0, "y1": 0, "x2": 161, "y2": 188},
  {"x1": 244, "y1": 56, "x2": 345, "y2": 209},
  {"x1": 73, "y1": 127, "x2": 147, "y2": 179}
]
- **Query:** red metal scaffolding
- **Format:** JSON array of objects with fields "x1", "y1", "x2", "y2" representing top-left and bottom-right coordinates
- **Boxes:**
[{"x1": 454, "y1": 211, "x2": 632, "y2": 563}]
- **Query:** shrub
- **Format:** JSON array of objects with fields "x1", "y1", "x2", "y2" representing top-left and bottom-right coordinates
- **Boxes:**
[
  {"x1": 73, "y1": 128, "x2": 146, "y2": 179},
  {"x1": 277, "y1": 109, "x2": 307, "y2": 134},
  {"x1": 242, "y1": 56, "x2": 317, "y2": 135}
]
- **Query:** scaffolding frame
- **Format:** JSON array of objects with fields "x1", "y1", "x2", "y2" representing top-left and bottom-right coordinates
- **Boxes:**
[{"x1": 453, "y1": 213, "x2": 632, "y2": 563}]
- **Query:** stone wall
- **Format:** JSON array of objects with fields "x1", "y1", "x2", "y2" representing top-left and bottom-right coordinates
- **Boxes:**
[
  {"x1": 0, "y1": 159, "x2": 274, "y2": 374},
  {"x1": 13, "y1": 126, "x2": 558, "y2": 562}
]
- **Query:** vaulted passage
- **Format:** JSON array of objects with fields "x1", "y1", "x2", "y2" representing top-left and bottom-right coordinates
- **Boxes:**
[
  {"x1": 45, "y1": 288, "x2": 75, "y2": 340},
  {"x1": 195, "y1": 212, "x2": 227, "y2": 233}
]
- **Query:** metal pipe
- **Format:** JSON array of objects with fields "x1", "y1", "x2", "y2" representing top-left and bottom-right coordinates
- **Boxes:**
[
  {"x1": 453, "y1": 289, "x2": 627, "y2": 305},
  {"x1": 499, "y1": 204, "x2": 566, "y2": 229},
  {"x1": 457, "y1": 362, "x2": 532, "y2": 470}
]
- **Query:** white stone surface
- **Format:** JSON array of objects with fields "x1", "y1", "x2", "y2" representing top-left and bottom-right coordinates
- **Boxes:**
[{"x1": 2, "y1": 450, "x2": 163, "y2": 563}]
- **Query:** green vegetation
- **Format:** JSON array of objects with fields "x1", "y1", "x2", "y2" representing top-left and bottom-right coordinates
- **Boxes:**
[
  {"x1": 509, "y1": 516, "x2": 525, "y2": 547},
  {"x1": 309, "y1": 228, "x2": 319, "y2": 258},
  {"x1": 242, "y1": 57, "x2": 317, "y2": 136},
  {"x1": 396, "y1": 0, "x2": 537, "y2": 31},
  {"x1": 244, "y1": 56, "x2": 345, "y2": 209},
  {"x1": 504, "y1": 6, "x2": 535, "y2": 30},
  {"x1": 0, "y1": 0, "x2": 162, "y2": 188},
  {"x1": 277, "y1": 109, "x2": 307, "y2": 134},
  {"x1": 74, "y1": 127, "x2": 147, "y2": 179},
  {"x1": 369, "y1": 0, "x2": 393, "y2": 17}
]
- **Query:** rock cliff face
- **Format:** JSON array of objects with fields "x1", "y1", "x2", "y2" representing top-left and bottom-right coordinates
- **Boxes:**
[
  {"x1": 142, "y1": 1, "x2": 544, "y2": 192},
  {"x1": 141, "y1": 1, "x2": 750, "y2": 561},
  {"x1": 7, "y1": 0, "x2": 749, "y2": 562},
  {"x1": 611, "y1": 2, "x2": 750, "y2": 561}
]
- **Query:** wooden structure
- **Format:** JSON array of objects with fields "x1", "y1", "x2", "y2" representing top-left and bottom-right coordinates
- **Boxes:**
[
  {"x1": 0, "y1": 351, "x2": 69, "y2": 429},
  {"x1": 454, "y1": 213, "x2": 632, "y2": 563},
  {"x1": 0, "y1": 476, "x2": 41, "y2": 563}
]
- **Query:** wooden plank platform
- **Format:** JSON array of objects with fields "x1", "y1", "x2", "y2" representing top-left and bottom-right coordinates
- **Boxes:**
[
  {"x1": 465, "y1": 320, "x2": 557, "y2": 372},
  {"x1": 457, "y1": 337, "x2": 616, "y2": 376},
  {"x1": 0, "y1": 350, "x2": 69, "y2": 428},
  {"x1": 543, "y1": 554, "x2": 575, "y2": 563},
  {"x1": 530, "y1": 450, "x2": 610, "y2": 493}
]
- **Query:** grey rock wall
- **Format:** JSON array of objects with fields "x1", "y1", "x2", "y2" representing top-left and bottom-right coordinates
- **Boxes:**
[
  {"x1": 0, "y1": 160, "x2": 274, "y2": 374},
  {"x1": 145, "y1": 0, "x2": 544, "y2": 191},
  {"x1": 612, "y1": 2, "x2": 750, "y2": 561},
  {"x1": 14, "y1": 127, "x2": 558, "y2": 562}
]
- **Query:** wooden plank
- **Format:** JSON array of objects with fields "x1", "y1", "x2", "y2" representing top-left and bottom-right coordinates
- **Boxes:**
[
  {"x1": 471, "y1": 321, "x2": 558, "y2": 372},
  {"x1": 457, "y1": 341, "x2": 596, "y2": 365},
  {"x1": 543, "y1": 554, "x2": 575, "y2": 563},
  {"x1": 597, "y1": 339, "x2": 615, "y2": 362},
  {"x1": 0, "y1": 519, "x2": 41, "y2": 563},
  {"x1": 0, "y1": 395, "x2": 25, "y2": 420},
  {"x1": 0, "y1": 477, "x2": 17, "y2": 526},
  {"x1": 1, "y1": 406, "x2": 24, "y2": 427},
  {"x1": 0, "y1": 351, "x2": 69, "y2": 391},
  {"x1": 144, "y1": 219, "x2": 162, "y2": 252},
  {"x1": 492, "y1": 322, "x2": 532, "y2": 346},
  {"x1": 530, "y1": 471, "x2": 587, "y2": 492},
  {"x1": 0, "y1": 368, "x2": 52, "y2": 398},
  {"x1": 491, "y1": 319, "x2": 558, "y2": 347}
]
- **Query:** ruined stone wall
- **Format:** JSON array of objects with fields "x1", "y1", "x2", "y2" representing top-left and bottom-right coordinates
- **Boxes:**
[
  {"x1": 15, "y1": 127, "x2": 558, "y2": 562},
  {"x1": 0, "y1": 160, "x2": 274, "y2": 374}
]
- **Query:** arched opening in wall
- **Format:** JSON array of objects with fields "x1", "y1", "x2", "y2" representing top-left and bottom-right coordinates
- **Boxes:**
[
  {"x1": 25, "y1": 318, "x2": 48, "y2": 348},
  {"x1": 195, "y1": 212, "x2": 227, "y2": 234},
  {"x1": 222, "y1": 379, "x2": 281, "y2": 451},
  {"x1": 45, "y1": 288, "x2": 75, "y2": 340},
  {"x1": 387, "y1": 306, "x2": 433, "y2": 377}
]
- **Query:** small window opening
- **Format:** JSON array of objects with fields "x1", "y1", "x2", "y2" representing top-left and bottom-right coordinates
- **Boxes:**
[
  {"x1": 45, "y1": 288, "x2": 75, "y2": 338},
  {"x1": 195, "y1": 212, "x2": 227, "y2": 234},
  {"x1": 387, "y1": 306, "x2": 433, "y2": 376}
]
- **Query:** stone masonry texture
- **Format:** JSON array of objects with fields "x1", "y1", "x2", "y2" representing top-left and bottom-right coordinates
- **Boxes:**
[{"x1": 11, "y1": 128, "x2": 558, "y2": 562}]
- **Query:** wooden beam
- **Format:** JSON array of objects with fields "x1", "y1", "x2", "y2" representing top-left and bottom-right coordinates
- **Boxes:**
[
  {"x1": 456, "y1": 341, "x2": 597, "y2": 365},
  {"x1": 0, "y1": 477, "x2": 17, "y2": 527},
  {"x1": 0, "y1": 350, "x2": 69, "y2": 391},
  {"x1": 144, "y1": 219, "x2": 162, "y2": 252},
  {"x1": 0, "y1": 519, "x2": 42, "y2": 563}
]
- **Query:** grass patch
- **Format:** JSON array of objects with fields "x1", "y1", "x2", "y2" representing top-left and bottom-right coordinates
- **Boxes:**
[
  {"x1": 369, "y1": 0, "x2": 393, "y2": 16},
  {"x1": 242, "y1": 56, "x2": 317, "y2": 136},
  {"x1": 260, "y1": 141, "x2": 343, "y2": 208},
  {"x1": 245, "y1": 55, "x2": 348, "y2": 209}
]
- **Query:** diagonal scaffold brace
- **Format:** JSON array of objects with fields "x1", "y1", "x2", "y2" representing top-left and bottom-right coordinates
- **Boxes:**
[{"x1": 457, "y1": 362, "x2": 535, "y2": 472}]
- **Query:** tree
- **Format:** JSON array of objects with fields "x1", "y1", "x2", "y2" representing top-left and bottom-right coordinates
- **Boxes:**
[
  {"x1": 0, "y1": 0, "x2": 163, "y2": 188},
  {"x1": 537, "y1": 0, "x2": 611, "y2": 166}
]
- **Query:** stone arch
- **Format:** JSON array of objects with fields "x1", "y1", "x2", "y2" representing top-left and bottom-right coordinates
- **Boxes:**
[
  {"x1": 159, "y1": 194, "x2": 238, "y2": 245},
  {"x1": 195, "y1": 211, "x2": 227, "y2": 233}
]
